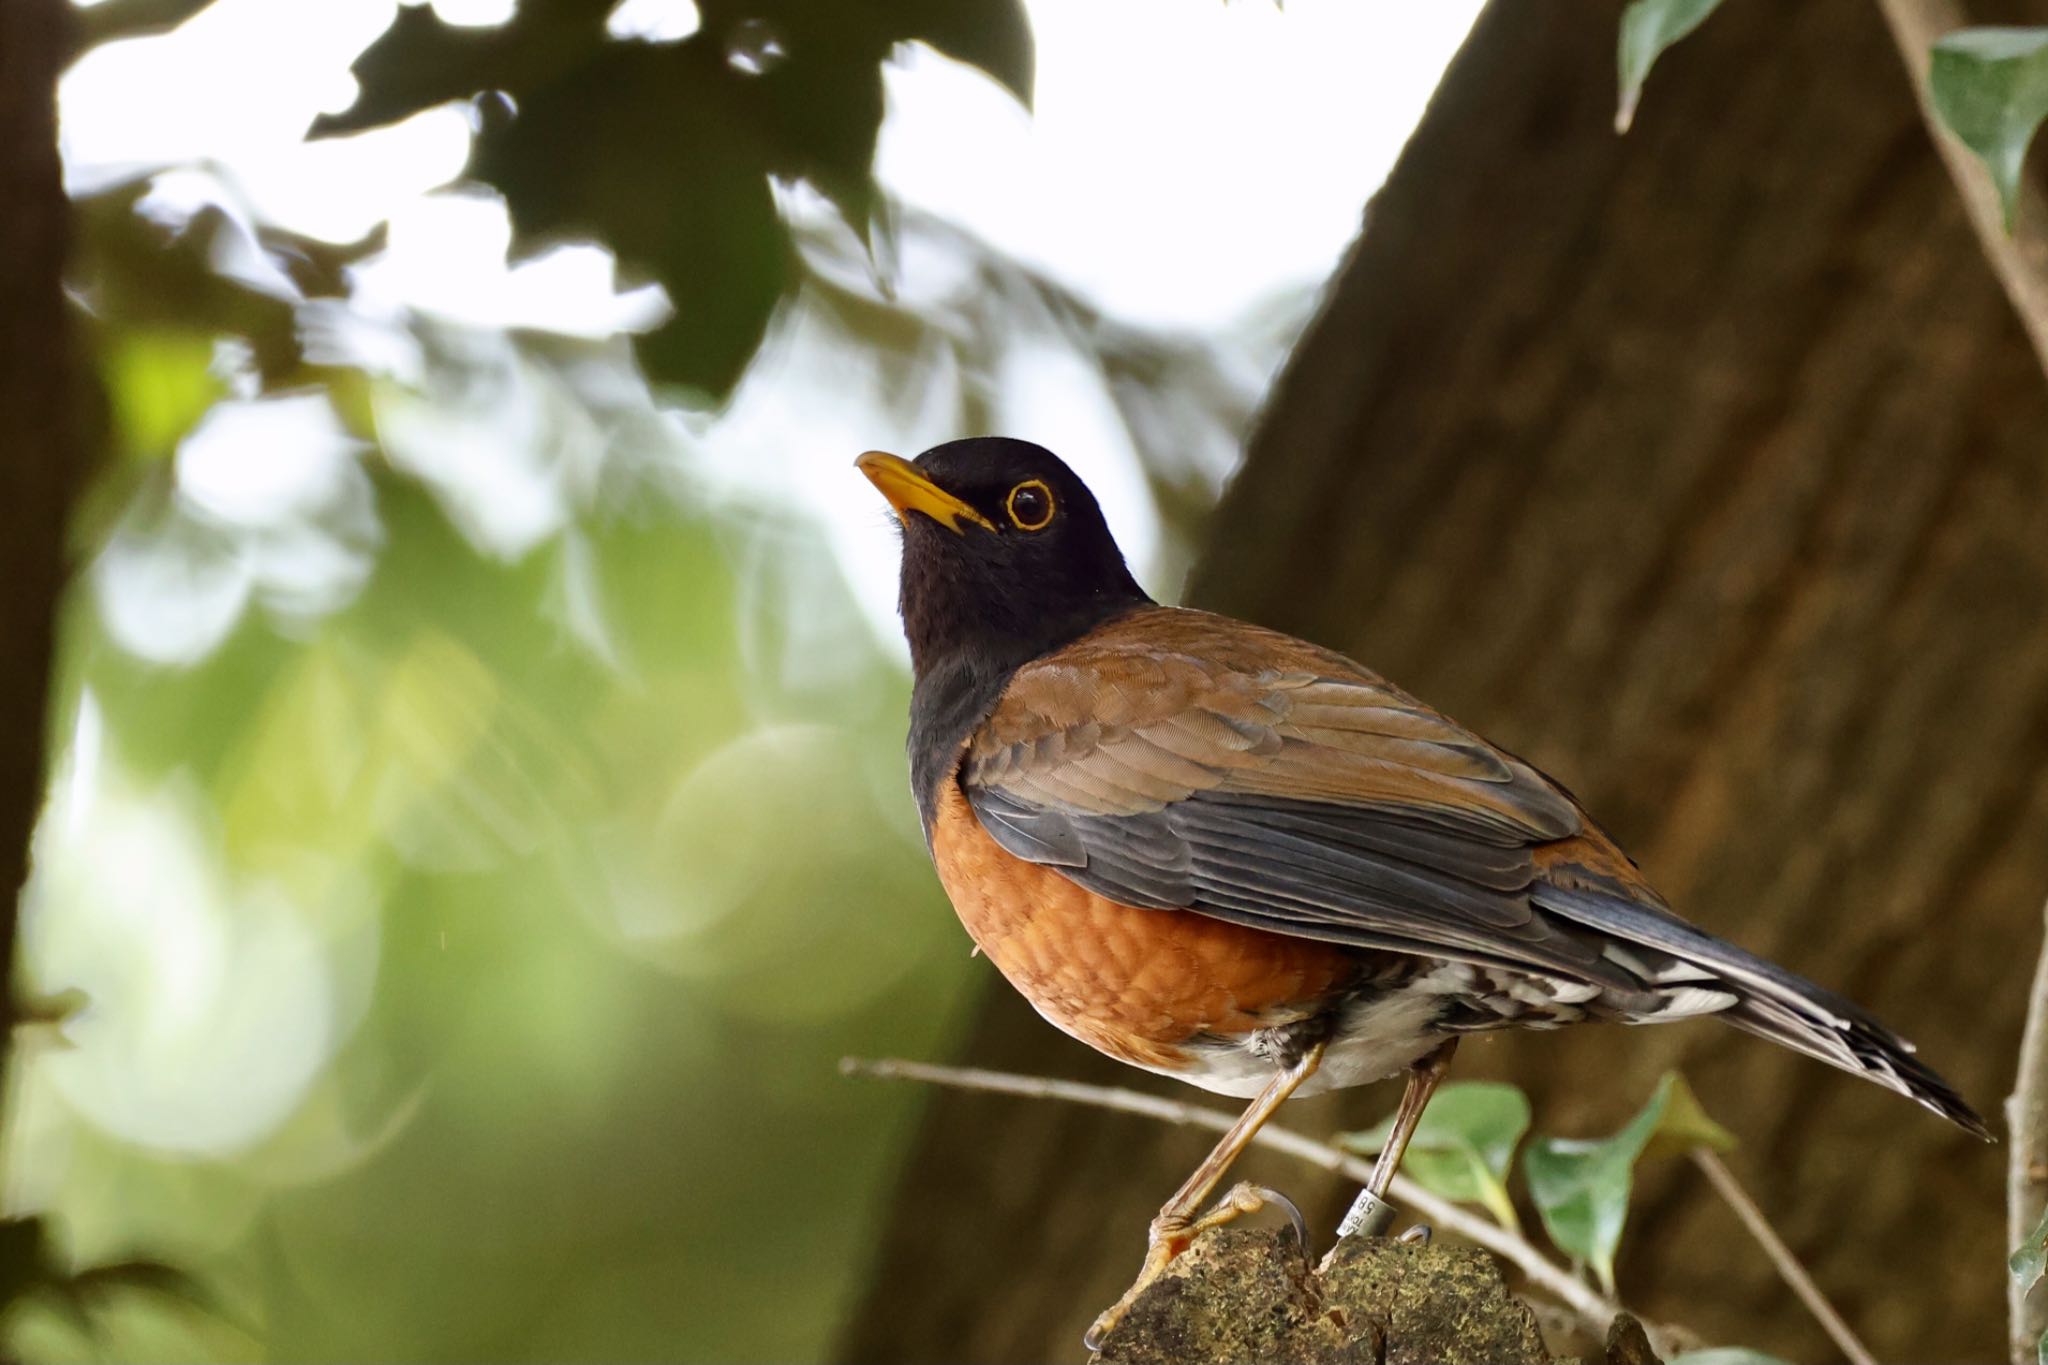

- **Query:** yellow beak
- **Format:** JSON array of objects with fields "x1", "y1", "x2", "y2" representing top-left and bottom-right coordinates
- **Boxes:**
[{"x1": 855, "y1": 450, "x2": 995, "y2": 534}]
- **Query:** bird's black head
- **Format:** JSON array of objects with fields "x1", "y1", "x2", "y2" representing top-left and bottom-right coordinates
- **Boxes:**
[{"x1": 858, "y1": 437, "x2": 1154, "y2": 680}]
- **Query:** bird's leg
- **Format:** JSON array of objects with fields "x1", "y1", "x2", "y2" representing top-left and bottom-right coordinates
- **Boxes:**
[
  {"x1": 1335, "y1": 1038, "x2": 1459, "y2": 1239},
  {"x1": 1084, "y1": 1039, "x2": 1326, "y2": 1352}
]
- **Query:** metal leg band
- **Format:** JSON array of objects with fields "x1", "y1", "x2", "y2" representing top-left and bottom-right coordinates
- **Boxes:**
[{"x1": 1335, "y1": 1187, "x2": 1395, "y2": 1238}]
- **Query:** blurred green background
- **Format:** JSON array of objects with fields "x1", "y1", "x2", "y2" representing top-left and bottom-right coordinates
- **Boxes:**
[{"x1": 4, "y1": 1, "x2": 1478, "y2": 1358}]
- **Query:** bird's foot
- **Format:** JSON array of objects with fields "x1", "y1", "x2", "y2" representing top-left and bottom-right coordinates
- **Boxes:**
[
  {"x1": 1083, "y1": 1182, "x2": 1302, "y2": 1352},
  {"x1": 1397, "y1": 1223, "x2": 1432, "y2": 1246}
]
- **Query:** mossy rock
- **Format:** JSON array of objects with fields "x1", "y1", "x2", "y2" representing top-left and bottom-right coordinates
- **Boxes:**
[{"x1": 1094, "y1": 1228, "x2": 1653, "y2": 1365}]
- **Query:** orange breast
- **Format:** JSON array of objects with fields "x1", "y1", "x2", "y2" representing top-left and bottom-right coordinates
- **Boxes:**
[{"x1": 929, "y1": 781, "x2": 1357, "y2": 1070}]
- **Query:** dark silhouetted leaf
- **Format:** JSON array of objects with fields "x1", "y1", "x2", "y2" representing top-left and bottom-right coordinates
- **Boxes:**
[
  {"x1": 906, "y1": 0, "x2": 1033, "y2": 108},
  {"x1": 1930, "y1": 27, "x2": 2048, "y2": 229},
  {"x1": 308, "y1": 0, "x2": 615, "y2": 141},
  {"x1": 311, "y1": 0, "x2": 1036, "y2": 398},
  {"x1": 0, "y1": 1214, "x2": 220, "y2": 1342}
]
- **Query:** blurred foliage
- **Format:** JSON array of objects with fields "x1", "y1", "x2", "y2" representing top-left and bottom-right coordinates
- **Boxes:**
[
  {"x1": 15, "y1": 0, "x2": 1279, "y2": 1358},
  {"x1": 15, "y1": 449, "x2": 990, "y2": 1361},
  {"x1": 1929, "y1": 27, "x2": 2048, "y2": 229},
  {"x1": 785, "y1": 203, "x2": 1260, "y2": 585},
  {"x1": 314, "y1": 0, "x2": 1031, "y2": 400}
]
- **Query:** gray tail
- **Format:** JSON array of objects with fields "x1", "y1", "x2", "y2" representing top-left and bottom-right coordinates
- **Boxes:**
[{"x1": 1536, "y1": 887, "x2": 1992, "y2": 1141}]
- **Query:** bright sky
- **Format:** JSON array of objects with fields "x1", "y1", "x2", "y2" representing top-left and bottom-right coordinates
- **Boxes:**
[{"x1": 882, "y1": 0, "x2": 1481, "y2": 332}]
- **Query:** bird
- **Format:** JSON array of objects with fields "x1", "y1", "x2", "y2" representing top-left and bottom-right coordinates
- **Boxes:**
[{"x1": 856, "y1": 435, "x2": 1989, "y2": 1350}]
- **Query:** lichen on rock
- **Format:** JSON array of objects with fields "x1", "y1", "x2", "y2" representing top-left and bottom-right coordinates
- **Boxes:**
[{"x1": 1093, "y1": 1229, "x2": 1657, "y2": 1365}]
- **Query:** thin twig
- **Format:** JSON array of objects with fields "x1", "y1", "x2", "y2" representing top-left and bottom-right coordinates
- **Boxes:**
[
  {"x1": 1688, "y1": 1147, "x2": 1876, "y2": 1365},
  {"x1": 2008, "y1": 896, "x2": 2048, "y2": 1364},
  {"x1": 1873, "y1": 0, "x2": 2048, "y2": 380},
  {"x1": 840, "y1": 1055, "x2": 1620, "y2": 1334}
]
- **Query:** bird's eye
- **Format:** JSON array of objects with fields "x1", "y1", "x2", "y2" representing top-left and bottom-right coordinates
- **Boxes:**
[{"x1": 1005, "y1": 479, "x2": 1055, "y2": 532}]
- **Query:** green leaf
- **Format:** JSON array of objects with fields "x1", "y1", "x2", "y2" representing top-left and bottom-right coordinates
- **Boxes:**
[
  {"x1": 1669, "y1": 1351, "x2": 1795, "y2": 1365},
  {"x1": 1640, "y1": 1068, "x2": 1736, "y2": 1162},
  {"x1": 2011, "y1": 1201, "x2": 2048, "y2": 1295},
  {"x1": 1930, "y1": 27, "x2": 2048, "y2": 230},
  {"x1": 1616, "y1": 0, "x2": 1726, "y2": 133},
  {"x1": 2018, "y1": 1204, "x2": 2048, "y2": 1365},
  {"x1": 1339, "y1": 1082, "x2": 1530, "y2": 1232},
  {"x1": 1522, "y1": 1072, "x2": 1734, "y2": 1295}
]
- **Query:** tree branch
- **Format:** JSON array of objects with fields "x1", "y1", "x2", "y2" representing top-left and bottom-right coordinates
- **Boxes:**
[
  {"x1": 2008, "y1": 898, "x2": 2048, "y2": 1364},
  {"x1": 1874, "y1": 0, "x2": 2048, "y2": 377},
  {"x1": 1688, "y1": 1147, "x2": 1876, "y2": 1365},
  {"x1": 1873, "y1": 8, "x2": 2048, "y2": 1361},
  {"x1": 1, "y1": 0, "x2": 83, "y2": 1052}
]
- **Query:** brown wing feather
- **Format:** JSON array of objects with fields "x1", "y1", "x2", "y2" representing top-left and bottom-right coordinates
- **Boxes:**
[
  {"x1": 951, "y1": 606, "x2": 1991, "y2": 1137},
  {"x1": 966, "y1": 617, "x2": 1579, "y2": 842},
  {"x1": 959, "y1": 606, "x2": 1643, "y2": 987}
]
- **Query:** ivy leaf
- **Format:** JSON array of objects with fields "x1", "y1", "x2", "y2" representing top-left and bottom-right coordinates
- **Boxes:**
[
  {"x1": 1616, "y1": 0, "x2": 1726, "y2": 134},
  {"x1": 2012, "y1": 1199, "x2": 2048, "y2": 1348},
  {"x1": 1522, "y1": 1072, "x2": 1734, "y2": 1295},
  {"x1": 2013, "y1": 1202, "x2": 2048, "y2": 1292},
  {"x1": 1339, "y1": 1082, "x2": 1530, "y2": 1232},
  {"x1": 1668, "y1": 1352, "x2": 1795, "y2": 1365},
  {"x1": 1929, "y1": 27, "x2": 2048, "y2": 230}
]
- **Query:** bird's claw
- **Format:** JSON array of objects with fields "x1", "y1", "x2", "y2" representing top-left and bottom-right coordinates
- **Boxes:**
[{"x1": 1084, "y1": 1181, "x2": 1306, "y2": 1352}]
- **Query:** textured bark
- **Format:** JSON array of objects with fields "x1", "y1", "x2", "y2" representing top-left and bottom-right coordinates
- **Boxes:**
[
  {"x1": 0, "y1": 0, "x2": 81, "y2": 1030},
  {"x1": 842, "y1": 1, "x2": 2047, "y2": 1360},
  {"x1": 1195, "y1": 0, "x2": 2045, "y2": 1356}
]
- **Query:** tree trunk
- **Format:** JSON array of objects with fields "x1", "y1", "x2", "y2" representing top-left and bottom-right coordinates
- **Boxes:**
[
  {"x1": 842, "y1": 2, "x2": 2047, "y2": 1360},
  {"x1": 0, "y1": 0, "x2": 82, "y2": 1033}
]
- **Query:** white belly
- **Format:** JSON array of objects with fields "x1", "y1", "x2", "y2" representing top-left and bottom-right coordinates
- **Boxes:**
[
  {"x1": 1159, "y1": 985, "x2": 1449, "y2": 1100},
  {"x1": 1147, "y1": 959, "x2": 1611, "y2": 1100}
]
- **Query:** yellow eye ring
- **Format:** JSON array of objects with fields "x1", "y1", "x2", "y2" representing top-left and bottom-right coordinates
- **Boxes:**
[{"x1": 1005, "y1": 479, "x2": 1055, "y2": 531}]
